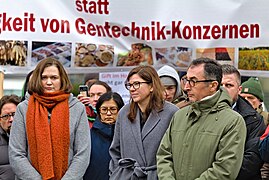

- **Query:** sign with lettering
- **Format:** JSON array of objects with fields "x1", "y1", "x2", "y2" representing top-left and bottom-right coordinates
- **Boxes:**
[
  {"x1": 0, "y1": 0, "x2": 269, "y2": 77},
  {"x1": 99, "y1": 71, "x2": 130, "y2": 104}
]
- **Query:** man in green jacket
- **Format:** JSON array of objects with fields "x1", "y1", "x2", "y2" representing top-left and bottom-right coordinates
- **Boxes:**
[{"x1": 157, "y1": 58, "x2": 247, "y2": 180}]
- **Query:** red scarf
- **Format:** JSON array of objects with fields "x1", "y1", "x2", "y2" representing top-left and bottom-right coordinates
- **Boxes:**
[{"x1": 26, "y1": 91, "x2": 70, "y2": 180}]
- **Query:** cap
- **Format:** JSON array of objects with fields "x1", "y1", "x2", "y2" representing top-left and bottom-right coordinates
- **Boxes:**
[
  {"x1": 160, "y1": 76, "x2": 177, "y2": 86},
  {"x1": 241, "y1": 77, "x2": 264, "y2": 101}
]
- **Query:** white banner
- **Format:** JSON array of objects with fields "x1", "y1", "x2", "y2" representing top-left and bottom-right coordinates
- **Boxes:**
[
  {"x1": 0, "y1": 0, "x2": 269, "y2": 76},
  {"x1": 99, "y1": 71, "x2": 130, "y2": 104}
]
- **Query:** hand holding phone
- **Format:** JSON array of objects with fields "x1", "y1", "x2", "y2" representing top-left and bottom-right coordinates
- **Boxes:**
[{"x1": 79, "y1": 85, "x2": 89, "y2": 97}]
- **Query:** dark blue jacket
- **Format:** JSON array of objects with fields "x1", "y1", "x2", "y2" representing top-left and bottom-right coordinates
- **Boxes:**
[
  {"x1": 260, "y1": 133, "x2": 269, "y2": 162},
  {"x1": 83, "y1": 117, "x2": 115, "y2": 180}
]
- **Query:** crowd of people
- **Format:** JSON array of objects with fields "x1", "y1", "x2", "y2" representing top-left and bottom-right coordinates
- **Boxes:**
[{"x1": 1, "y1": 57, "x2": 269, "y2": 180}]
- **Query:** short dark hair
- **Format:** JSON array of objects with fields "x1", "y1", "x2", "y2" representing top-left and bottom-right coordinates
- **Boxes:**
[
  {"x1": 0, "y1": 94, "x2": 21, "y2": 114},
  {"x1": 221, "y1": 64, "x2": 241, "y2": 85},
  {"x1": 95, "y1": 92, "x2": 124, "y2": 118},
  {"x1": 189, "y1": 58, "x2": 222, "y2": 89},
  {"x1": 88, "y1": 80, "x2": 112, "y2": 92},
  {"x1": 84, "y1": 73, "x2": 99, "y2": 85},
  {"x1": 28, "y1": 58, "x2": 72, "y2": 95}
]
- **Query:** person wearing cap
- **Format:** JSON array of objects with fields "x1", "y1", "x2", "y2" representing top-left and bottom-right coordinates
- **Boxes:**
[
  {"x1": 221, "y1": 65, "x2": 266, "y2": 180},
  {"x1": 157, "y1": 65, "x2": 184, "y2": 107},
  {"x1": 242, "y1": 78, "x2": 269, "y2": 180},
  {"x1": 241, "y1": 77, "x2": 269, "y2": 126}
]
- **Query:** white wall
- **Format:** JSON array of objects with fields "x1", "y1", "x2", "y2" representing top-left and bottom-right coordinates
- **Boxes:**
[{"x1": 3, "y1": 76, "x2": 25, "y2": 96}]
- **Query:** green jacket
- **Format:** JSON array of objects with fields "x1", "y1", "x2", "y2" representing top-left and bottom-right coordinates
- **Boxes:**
[{"x1": 157, "y1": 88, "x2": 247, "y2": 180}]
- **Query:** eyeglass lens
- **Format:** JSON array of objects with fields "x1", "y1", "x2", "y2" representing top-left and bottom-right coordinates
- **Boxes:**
[
  {"x1": 0, "y1": 112, "x2": 15, "y2": 120},
  {"x1": 125, "y1": 81, "x2": 150, "y2": 90},
  {"x1": 183, "y1": 78, "x2": 195, "y2": 87},
  {"x1": 125, "y1": 82, "x2": 141, "y2": 90},
  {"x1": 100, "y1": 107, "x2": 118, "y2": 114}
]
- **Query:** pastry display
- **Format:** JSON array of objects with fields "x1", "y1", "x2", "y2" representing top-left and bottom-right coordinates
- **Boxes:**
[
  {"x1": 31, "y1": 42, "x2": 71, "y2": 67},
  {"x1": 75, "y1": 43, "x2": 114, "y2": 67},
  {"x1": 155, "y1": 47, "x2": 192, "y2": 67},
  {"x1": 117, "y1": 43, "x2": 153, "y2": 66}
]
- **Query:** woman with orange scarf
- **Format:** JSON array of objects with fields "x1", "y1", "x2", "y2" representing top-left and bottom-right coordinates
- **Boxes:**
[{"x1": 9, "y1": 58, "x2": 90, "y2": 180}]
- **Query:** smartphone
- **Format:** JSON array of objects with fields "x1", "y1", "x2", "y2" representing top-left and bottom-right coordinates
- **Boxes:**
[{"x1": 79, "y1": 85, "x2": 89, "y2": 97}]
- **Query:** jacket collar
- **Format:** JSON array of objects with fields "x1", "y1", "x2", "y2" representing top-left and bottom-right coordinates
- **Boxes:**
[
  {"x1": 188, "y1": 88, "x2": 232, "y2": 122},
  {"x1": 191, "y1": 87, "x2": 232, "y2": 111},
  {"x1": 233, "y1": 95, "x2": 257, "y2": 117},
  {"x1": 91, "y1": 117, "x2": 115, "y2": 139},
  {"x1": 0, "y1": 126, "x2": 9, "y2": 142}
]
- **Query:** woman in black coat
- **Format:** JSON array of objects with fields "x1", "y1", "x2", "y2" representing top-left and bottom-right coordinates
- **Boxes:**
[{"x1": 83, "y1": 92, "x2": 124, "y2": 180}]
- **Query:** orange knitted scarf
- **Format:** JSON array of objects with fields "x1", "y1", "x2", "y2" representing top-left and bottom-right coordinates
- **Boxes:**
[{"x1": 26, "y1": 91, "x2": 70, "y2": 180}]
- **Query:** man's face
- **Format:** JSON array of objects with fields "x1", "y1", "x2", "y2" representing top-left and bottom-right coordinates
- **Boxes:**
[
  {"x1": 89, "y1": 84, "x2": 107, "y2": 107},
  {"x1": 163, "y1": 85, "x2": 177, "y2": 102},
  {"x1": 0, "y1": 103, "x2": 17, "y2": 134},
  {"x1": 184, "y1": 64, "x2": 215, "y2": 102},
  {"x1": 221, "y1": 73, "x2": 242, "y2": 103},
  {"x1": 240, "y1": 93, "x2": 261, "y2": 109}
]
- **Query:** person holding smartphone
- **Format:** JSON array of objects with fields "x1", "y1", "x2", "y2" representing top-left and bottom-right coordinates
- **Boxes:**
[{"x1": 77, "y1": 80, "x2": 112, "y2": 128}]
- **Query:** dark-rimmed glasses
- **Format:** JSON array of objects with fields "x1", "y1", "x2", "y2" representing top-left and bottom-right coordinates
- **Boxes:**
[
  {"x1": 100, "y1": 107, "x2": 118, "y2": 114},
  {"x1": 125, "y1": 81, "x2": 150, "y2": 90},
  {"x1": 182, "y1": 78, "x2": 215, "y2": 87},
  {"x1": 0, "y1": 112, "x2": 15, "y2": 121}
]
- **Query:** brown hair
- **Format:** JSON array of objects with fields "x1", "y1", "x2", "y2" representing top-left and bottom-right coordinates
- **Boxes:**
[
  {"x1": 0, "y1": 94, "x2": 21, "y2": 114},
  {"x1": 127, "y1": 65, "x2": 164, "y2": 122},
  {"x1": 28, "y1": 58, "x2": 72, "y2": 95}
]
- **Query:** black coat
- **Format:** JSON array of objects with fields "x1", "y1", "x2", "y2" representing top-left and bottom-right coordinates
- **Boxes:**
[
  {"x1": 0, "y1": 127, "x2": 15, "y2": 180},
  {"x1": 83, "y1": 117, "x2": 115, "y2": 180},
  {"x1": 234, "y1": 96, "x2": 266, "y2": 140},
  {"x1": 234, "y1": 96, "x2": 266, "y2": 180},
  {"x1": 237, "y1": 137, "x2": 263, "y2": 180}
]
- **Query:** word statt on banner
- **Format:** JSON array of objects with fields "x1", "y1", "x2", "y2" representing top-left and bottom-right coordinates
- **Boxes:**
[{"x1": 0, "y1": 0, "x2": 269, "y2": 77}]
